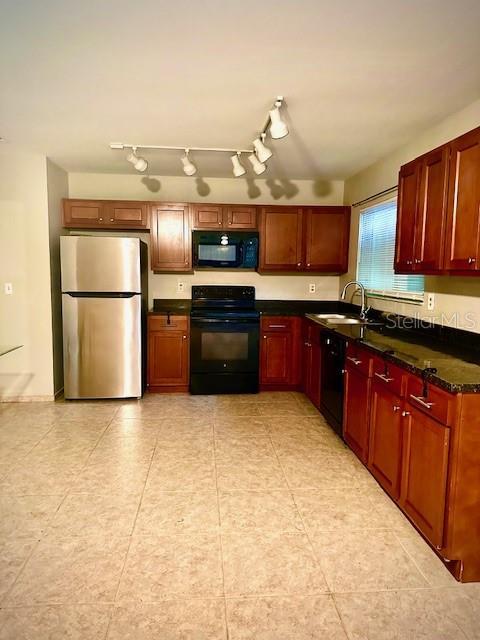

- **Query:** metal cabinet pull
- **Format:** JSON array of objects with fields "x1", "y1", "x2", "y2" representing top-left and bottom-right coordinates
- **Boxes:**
[
  {"x1": 297, "y1": 262, "x2": 301, "y2": 267},
  {"x1": 393, "y1": 405, "x2": 401, "y2": 412},
  {"x1": 347, "y1": 356, "x2": 362, "y2": 365},
  {"x1": 99, "y1": 217, "x2": 103, "y2": 221},
  {"x1": 468, "y1": 257, "x2": 476, "y2": 264},
  {"x1": 110, "y1": 218, "x2": 114, "y2": 222},
  {"x1": 268, "y1": 324, "x2": 287, "y2": 329},
  {"x1": 374, "y1": 372, "x2": 394, "y2": 383},
  {"x1": 402, "y1": 410, "x2": 411, "y2": 417},
  {"x1": 263, "y1": 335, "x2": 267, "y2": 339},
  {"x1": 410, "y1": 394, "x2": 434, "y2": 410},
  {"x1": 182, "y1": 335, "x2": 187, "y2": 339}
]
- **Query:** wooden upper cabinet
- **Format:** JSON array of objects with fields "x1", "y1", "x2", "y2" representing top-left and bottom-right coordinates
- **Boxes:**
[
  {"x1": 103, "y1": 201, "x2": 149, "y2": 228},
  {"x1": 414, "y1": 146, "x2": 449, "y2": 272},
  {"x1": 259, "y1": 207, "x2": 304, "y2": 271},
  {"x1": 304, "y1": 206, "x2": 350, "y2": 272},
  {"x1": 395, "y1": 159, "x2": 420, "y2": 272},
  {"x1": 192, "y1": 204, "x2": 224, "y2": 229},
  {"x1": 192, "y1": 204, "x2": 257, "y2": 230},
  {"x1": 63, "y1": 199, "x2": 149, "y2": 229},
  {"x1": 444, "y1": 127, "x2": 480, "y2": 271},
  {"x1": 63, "y1": 200, "x2": 104, "y2": 227},
  {"x1": 225, "y1": 206, "x2": 257, "y2": 229},
  {"x1": 150, "y1": 203, "x2": 191, "y2": 272}
]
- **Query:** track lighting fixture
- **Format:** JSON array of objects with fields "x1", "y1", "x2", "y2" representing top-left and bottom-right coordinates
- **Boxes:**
[
  {"x1": 181, "y1": 149, "x2": 197, "y2": 176},
  {"x1": 253, "y1": 135, "x2": 272, "y2": 163},
  {"x1": 110, "y1": 96, "x2": 289, "y2": 176},
  {"x1": 231, "y1": 152, "x2": 246, "y2": 177},
  {"x1": 248, "y1": 153, "x2": 266, "y2": 175},
  {"x1": 126, "y1": 147, "x2": 148, "y2": 172},
  {"x1": 269, "y1": 99, "x2": 289, "y2": 139}
]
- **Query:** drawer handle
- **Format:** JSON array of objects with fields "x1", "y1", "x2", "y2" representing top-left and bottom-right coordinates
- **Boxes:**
[
  {"x1": 375, "y1": 372, "x2": 394, "y2": 383},
  {"x1": 393, "y1": 405, "x2": 401, "y2": 412},
  {"x1": 268, "y1": 324, "x2": 287, "y2": 329},
  {"x1": 402, "y1": 410, "x2": 411, "y2": 417},
  {"x1": 410, "y1": 394, "x2": 434, "y2": 410},
  {"x1": 468, "y1": 257, "x2": 476, "y2": 264},
  {"x1": 347, "y1": 356, "x2": 362, "y2": 365}
]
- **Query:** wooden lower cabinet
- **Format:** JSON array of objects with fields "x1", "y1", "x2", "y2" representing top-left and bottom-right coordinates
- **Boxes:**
[
  {"x1": 367, "y1": 380, "x2": 404, "y2": 500},
  {"x1": 343, "y1": 365, "x2": 371, "y2": 464},
  {"x1": 400, "y1": 406, "x2": 450, "y2": 549},
  {"x1": 302, "y1": 320, "x2": 321, "y2": 408},
  {"x1": 260, "y1": 316, "x2": 301, "y2": 388},
  {"x1": 147, "y1": 316, "x2": 189, "y2": 391}
]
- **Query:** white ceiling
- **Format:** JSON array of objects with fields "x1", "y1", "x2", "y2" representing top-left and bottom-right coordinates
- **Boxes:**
[{"x1": 1, "y1": 0, "x2": 480, "y2": 179}]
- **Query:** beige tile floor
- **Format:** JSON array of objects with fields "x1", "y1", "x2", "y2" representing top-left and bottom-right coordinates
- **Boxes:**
[{"x1": 0, "y1": 391, "x2": 478, "y2": 639}]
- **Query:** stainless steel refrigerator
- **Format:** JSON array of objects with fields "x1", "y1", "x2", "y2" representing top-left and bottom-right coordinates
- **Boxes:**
[{"x1": 60, "y1": 236, "x2": 148, "y2": 399}]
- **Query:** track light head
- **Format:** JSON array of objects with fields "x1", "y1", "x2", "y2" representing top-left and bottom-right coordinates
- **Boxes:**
[
  {"x1": 248, "y1": 153, "x2": 266, "y2": 176},
  {"x1": 253, "y1": 136, "x2": 273, "y2": 163},
  {"x1": 126, "y1": 147, "x2": 148, "y2": 172},
  {"x1": 181, "y1": 149, "x2": 197, "y2": 176},
  {"x1": 269, "y1": 102, "x2": 289, "y2": 139},
  {"x1": 231, "y1": 153, "x2": 246, "y2": 177}
]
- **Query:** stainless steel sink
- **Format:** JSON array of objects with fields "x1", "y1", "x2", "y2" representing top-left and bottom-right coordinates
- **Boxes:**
[
  {"x1": 325, "y1": 317, "x2": 364, "y2": 324},
  {"x1": 312, "y1": 313, "x2": 349, "y2": 320},
  {"x1": 308, "y1": 313, "x2": 383, "y2": 327}
]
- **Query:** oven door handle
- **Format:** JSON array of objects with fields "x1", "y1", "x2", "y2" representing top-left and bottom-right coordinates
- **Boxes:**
[{"x1": 191, "y1": 317, "x2": 258, "y2": 324}]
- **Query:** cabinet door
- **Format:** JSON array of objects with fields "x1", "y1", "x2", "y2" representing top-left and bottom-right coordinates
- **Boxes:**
[
  {"x1": 260, "y1": 331, "x2": 292, "y2": 385},
  {"x1": 414, "y1": 147, "x2": 449, "y2": 272},
  {"x1": 192, "y1": 204, "x2": 223, "y2": 229},
  {"x1": 368, "y1": 382, "x2": 404, "y2": 499},
  {"x1": 304, "y1": 207, "x2": 350, "y2": 273},
  {"x1": 395, "y1": 160, "x2": 420, "y2": 272},
  {"x1": 400, "y1": 407, "x2": 450, "y2": 549},
  {"x1": 444, "y1": 127, "x2": 480, "y2": 271},
  {"x1": 150, "y1": 203, "x2": 191, "y2": 272},
  {"x1": 259, "y1": 207, "x2": 304, "y2": 271},
  {"x1": 225, "y1": 206, "x2": 257, "y2": 229},
  {"x1": 343, "y1": 366, "x2": 371, "y2": 464},
  {"x1": 148, "y1": 330, "x2": 189, "y2": 387},
  {"x1": 104, "y1": 202, "x2": 149, "y2": 228},
  {"x1": 63, "y1": 199, "x2": 104, "y2": 227}
]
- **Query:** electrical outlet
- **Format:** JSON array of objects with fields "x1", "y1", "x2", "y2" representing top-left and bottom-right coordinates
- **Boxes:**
[
  {"x1": 309, "y1": 283, "x2": 316, "y2": 294},
  {"x1": 427, "y1": 293, "x2": 435, "y2": 311},
  {"x1": 4, "y1": 283, "x2": 13, "y2": 295},
  {"x1": 177, "y1": 282, "x2": 185, "y2": 293}
]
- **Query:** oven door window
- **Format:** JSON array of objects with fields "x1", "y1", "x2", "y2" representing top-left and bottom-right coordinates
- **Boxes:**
[{"x1": 201, "y1": 332, "x2": 248, "y2": 360}]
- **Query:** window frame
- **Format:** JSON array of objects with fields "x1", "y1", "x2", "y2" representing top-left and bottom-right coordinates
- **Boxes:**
[{"x1": 356, "y1": 193, "x2": 424, "y2": 305}]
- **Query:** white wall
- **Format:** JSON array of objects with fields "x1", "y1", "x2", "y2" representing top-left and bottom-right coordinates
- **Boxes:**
[
  {"x1": 0, "y1": 149, "x2": 55, "y2": 400},
  {"x1": 47, "y1": 160, "x2": 69, "y2": 395},
  {"x1": 68, "y1": 173, "x2": 345, "y2": 302},
  {"x1": 343, "y1": 98, "x2": 480, "y2": 333}
]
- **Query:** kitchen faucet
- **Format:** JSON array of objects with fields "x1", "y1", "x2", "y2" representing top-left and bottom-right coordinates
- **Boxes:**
[{"x1": 341, "y1": 280, "x2": 370, "y2": 319}]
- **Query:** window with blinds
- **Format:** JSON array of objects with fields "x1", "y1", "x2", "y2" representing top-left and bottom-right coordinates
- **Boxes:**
[{"x1": 357, "y1": 197, "x2": 424, "y2": 302}]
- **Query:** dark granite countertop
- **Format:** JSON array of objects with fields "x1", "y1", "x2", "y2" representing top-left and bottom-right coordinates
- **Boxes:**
[
  {"x1": 305, "y1": 315, "x2": 480, "y2": 394},
  {"x1": 151, "y1": 299, "x2": 192, "y2": 315}
]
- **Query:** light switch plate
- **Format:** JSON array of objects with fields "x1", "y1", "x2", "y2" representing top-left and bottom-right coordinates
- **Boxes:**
[
  {"x1": 309, "y1": 283, "x2": 316, "y2": 293},
  {"x1": 4, "y1": 283, "x2": 13, "y2": 295},
  {"x1": 427, "y1": 293, "x2": 435, "y2": 311}
]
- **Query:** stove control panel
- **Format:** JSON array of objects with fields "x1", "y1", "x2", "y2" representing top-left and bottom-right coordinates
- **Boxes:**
[{"x1": 192, "y1": 285, "x2": 255, "y2": 301}]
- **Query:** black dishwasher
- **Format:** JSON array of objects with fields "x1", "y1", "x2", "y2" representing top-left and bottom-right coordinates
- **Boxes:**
[{"x1": 320, "y1": 332, "x2": 346, "y2": 437}]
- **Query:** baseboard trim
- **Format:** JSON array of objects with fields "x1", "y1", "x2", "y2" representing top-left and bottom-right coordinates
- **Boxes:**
[
  {"x1": 0, "y1": 394, "x2": 56, "y2": 403},
  {"x1": 147, "y1": 385, "x2": 190, "y2": 394}
]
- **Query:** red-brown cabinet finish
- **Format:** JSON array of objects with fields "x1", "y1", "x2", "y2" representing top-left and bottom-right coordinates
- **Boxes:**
[
  {"x1": 368, "y1": 380, "x2": 404, "y2": 500},
  {"x1": 225, "y1": 206, "x2": 257, "y2": 229},
  {"x1": 304, "y1": 207, "x2": 350, "y2": 272},
  {"x1": 63, "y1": 200, "x2": 105, "y2": 227},
  {"x1": 259, "y1": 207, "x2": 304, "y2": 271},
  {"x1": 104, "y1": 201, "x2": 149, "y2": 228},
  {"x1": 343, "y1": 362, "x2": 371, "y2": 464},
  {"x1": 63, "y1": 199, "x2": 150, "y2": 229},
  {"x1": 147, "y1": 315, "x2": 189, "y2": 391},
  {"x1": 191, "y1": 204, "x2": 257, "y2": 230},
  {"x1": 400, "y1": 406, "x2": 450, "y2": 549},
  {"x1": 260, "y1": 316, "x2": 301, "y2": 388},
  {"x1": 302, "y1": 320, "x2": 322, "y2": 408},
  {"x1": 444, "y1": 127, "x2": 480, "y2": 271},
  {"x1": 414, "y1": 146, "x2": 449, "y2": 272},
  {"x1": 395, "y1": 159, "x2": 421, "y2": 272},
  {"x1": 191, "y1": 204, "x2": 224, "y2": 229},
  {"x1": 150, "y1": 203, "x2": 191, "y2": 272}
]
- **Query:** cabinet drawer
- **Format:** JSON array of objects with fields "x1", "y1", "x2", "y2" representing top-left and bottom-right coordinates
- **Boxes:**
[
  {"x1": 346, "y1": 343, "x2": 372, "y2": 377},
  {"x1": 261, "y1": 316, "x2": 295, "y2": 332},
  {"x1": 372, "y1": 357, "x2": 405, "y2": 397},
  {"x1": 406, "y1": 376, "x2": 455, "y2": 426},
  {"x1": 148, "y1": 315, "x2": 189, "y2": 332}
]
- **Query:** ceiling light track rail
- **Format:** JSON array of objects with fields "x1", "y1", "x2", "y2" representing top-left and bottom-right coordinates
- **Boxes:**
[{"x1": 110, "y1": 96, "x2": 288, "y2": 177}]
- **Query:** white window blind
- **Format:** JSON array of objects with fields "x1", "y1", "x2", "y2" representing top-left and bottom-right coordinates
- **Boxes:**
[{"x1": 357, "y1": 198, "x2": 424, "y2": 302}]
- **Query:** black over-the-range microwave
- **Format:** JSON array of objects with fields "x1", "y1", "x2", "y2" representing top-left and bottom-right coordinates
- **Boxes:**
[{"x1": 192, "y1": 231, "x2": 259, "y2": 269}]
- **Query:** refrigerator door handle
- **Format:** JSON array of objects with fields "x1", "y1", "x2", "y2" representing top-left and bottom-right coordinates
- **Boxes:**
[{"x1": 65, "y1": 292, "x2": 138, "y2": 298}]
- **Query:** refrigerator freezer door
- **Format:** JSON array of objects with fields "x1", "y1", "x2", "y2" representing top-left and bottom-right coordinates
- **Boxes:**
[
  {"x1": 63, "y1": 293, "x2": 142, "y2": 399},
  {"x1": 61, "y1": 236, "x2": 141, "y2": 293}
]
